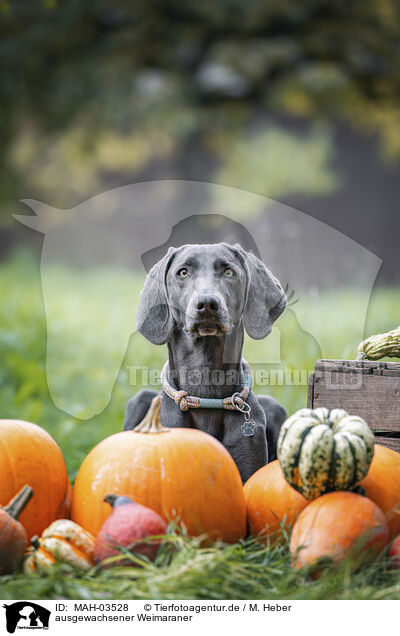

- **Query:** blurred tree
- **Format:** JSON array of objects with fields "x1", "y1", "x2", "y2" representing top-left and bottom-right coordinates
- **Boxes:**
[{"x1": 1, "y1": 0, "x2": 400, "y2": 221}]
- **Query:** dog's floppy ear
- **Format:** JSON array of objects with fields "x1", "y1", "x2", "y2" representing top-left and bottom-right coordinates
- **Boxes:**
[
  {"x1": 233, "y1": 244, "x2": 287, "y2": 340},
  {"x1": 136, "y1": 247, "x2": 177, "y2": 345}
]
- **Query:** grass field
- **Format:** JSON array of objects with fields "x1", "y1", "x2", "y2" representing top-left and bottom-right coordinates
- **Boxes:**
[{"x1": 0, "y1": 251, "x2": 399, "y2": 600}]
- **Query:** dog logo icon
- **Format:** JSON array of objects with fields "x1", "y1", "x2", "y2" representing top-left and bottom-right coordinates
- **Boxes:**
[{"x1": 3, "y1": 602, "x2": 50, "y2": 633}]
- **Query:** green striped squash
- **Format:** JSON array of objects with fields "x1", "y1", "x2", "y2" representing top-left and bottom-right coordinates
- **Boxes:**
[{"x1": 277, "y1": 407, "x2": 375, "y2": 500}]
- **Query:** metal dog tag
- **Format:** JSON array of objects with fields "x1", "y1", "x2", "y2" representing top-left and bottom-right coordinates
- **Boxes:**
[
  {"x1": 230, "y1": 393, "x2": 255, "y2": 436},
  {"x1": 241, "y1": 420, "x2": 255, "y2": 436}
]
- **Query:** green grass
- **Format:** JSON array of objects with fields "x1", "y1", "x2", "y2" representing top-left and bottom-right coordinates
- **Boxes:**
[
  {"x1": 0, "y1": 250, "x2": 399, "y2": 599},
  {"x1": 1, "y1": 534, "x2": 399, "y2": 600}
]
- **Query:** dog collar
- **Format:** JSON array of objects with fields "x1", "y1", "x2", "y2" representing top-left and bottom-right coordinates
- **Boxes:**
[{"x1": 161, "y1": 358, "x2": 255, "y2": 436}]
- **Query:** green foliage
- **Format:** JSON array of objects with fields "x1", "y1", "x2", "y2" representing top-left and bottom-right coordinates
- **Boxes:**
[
  {"x1": 213, "y1": 125, "x2": 339, "y2": 216},
  {"x1": 0, "y1": 251, "x2": 399, "y2": 599},
  {"x1": 1, "y1": 0, "x2": 400, "y2": 216}
]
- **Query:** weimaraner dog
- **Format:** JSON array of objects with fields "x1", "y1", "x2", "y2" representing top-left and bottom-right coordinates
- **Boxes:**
[{"x1": 123, "y1": 242, "x2": 287, "y2": 483}]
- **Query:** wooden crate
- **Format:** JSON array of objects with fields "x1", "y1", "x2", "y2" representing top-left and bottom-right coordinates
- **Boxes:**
[{"x1": 307, "y1": 359, "x2": 400, "y2": 453}]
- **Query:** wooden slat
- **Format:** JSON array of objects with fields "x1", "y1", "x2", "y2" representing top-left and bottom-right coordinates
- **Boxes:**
[
  {"x1": 314, "y1": 359, "x2": 400, "y2": 376},
  {"x1": 310, "y1": 371, "x2": 400, "y2": 433},
  {"x1": 375, "y1": 437, "x2": 400, "y2": 453},
  {"x1": 307, "y1": 372, "x2": 315, "y2": 408}
]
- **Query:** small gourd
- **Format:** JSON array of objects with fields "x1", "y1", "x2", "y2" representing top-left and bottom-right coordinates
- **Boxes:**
[
  {"x1": 357, "y1": 326, "x2": 400, "y2": 360},
  {"x1": 388, "y1": 534, "x2": 400, "y2": 570},
  {"x1": 95, "y1": 494, "x2": 168, "y2": 566},
  {"x1": 277, "y1": 407, "x2": 374, "y2": 500},
  {"x1": 23, "y1": 519, "x2": 95, "y2": 572}
]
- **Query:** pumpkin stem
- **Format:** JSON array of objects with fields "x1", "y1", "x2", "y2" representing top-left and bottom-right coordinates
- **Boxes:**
[
  {"x1": 351, "y1": 484, "x2": 366, "y2": 497},
  {"x1": 4, "y1": 485, "x2": 33, "y2": 520},
  {"x1": 104, "y1": 494, "x2": 136, "y2": 508},
  {"x1": 133, "y1": 395, "x2": 169, "y2": 434},
  {"x1": 31, "y1": 536, "x2": 41, "y2": 549}
]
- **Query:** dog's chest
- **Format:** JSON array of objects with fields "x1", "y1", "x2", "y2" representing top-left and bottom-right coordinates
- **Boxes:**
[{"x1": 189, "y1": 409, "x2": 226, "y2": 439}]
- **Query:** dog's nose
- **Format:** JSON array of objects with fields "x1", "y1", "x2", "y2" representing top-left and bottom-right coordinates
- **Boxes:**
[{"x1": 196, "y1": 295, "x2": 220, "y2": 313}]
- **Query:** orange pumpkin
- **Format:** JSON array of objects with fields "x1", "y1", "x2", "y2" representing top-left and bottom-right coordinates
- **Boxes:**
[
  {"x1": 244, "y1": 460, "x2": 308, "y2": 542},
  {"x1": 360, "y1": 444, "x2": 400, "y2": 539},
  {"x1": 0, "y1": 485, "x2": 33, "y2": 574},
  {"x1": 0, "y1": 420, "x2": 70, "y2": 539},
  {"x1": 71, "y1": 396, "x2": 246, "y2": 543},
  {"x1": 290, "y1": 491, "x2": 389, "y2": 575}
]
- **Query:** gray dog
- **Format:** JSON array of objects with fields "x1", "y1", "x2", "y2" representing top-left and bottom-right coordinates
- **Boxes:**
[{"x1": 123, "y1": 242, "x2": 287, "y2": 483}]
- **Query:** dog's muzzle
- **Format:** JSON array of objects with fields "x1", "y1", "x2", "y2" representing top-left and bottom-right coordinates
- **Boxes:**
[{"x1": 186, "y1": 292, "x2": 230, "y2": 336}]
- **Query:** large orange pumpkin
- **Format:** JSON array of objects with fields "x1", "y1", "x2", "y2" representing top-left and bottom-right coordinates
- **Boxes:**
[
  {"x1": 244, "y1": 460, "x2": 308, "y2": 542},
  {"x1": 360, "y1": 444, "x2": 400, "y2": 539},
  {"x1": 71, "y1": 397, "x2": 246, "y2": 543},
  {"x1": 0, "y1": 420, "x2": 70, "y2": 539},
  {"x1": 290, "y1": 491, "x2": 389, "y2": 575}
]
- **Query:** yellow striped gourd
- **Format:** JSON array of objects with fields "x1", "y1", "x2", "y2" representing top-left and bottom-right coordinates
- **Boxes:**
[
  {"x1": 23, "y1": 519, "x2": 95, "y2": 573},
  {"x1": 357, "y1": 326, "x2": 400, "y2": 360}
]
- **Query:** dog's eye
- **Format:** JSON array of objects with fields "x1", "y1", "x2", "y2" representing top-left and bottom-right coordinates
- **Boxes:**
[
  {"x1": 177, "y1": 268, "x2": 189, "y2": 278},
  {"x1": 224, "y1": 268, "x2": 234, "y2": 278}
]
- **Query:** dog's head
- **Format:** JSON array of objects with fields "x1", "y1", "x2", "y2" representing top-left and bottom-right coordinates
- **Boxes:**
[{"x1": 137, "y1": 242, "x2": 286, "y2": 344}]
